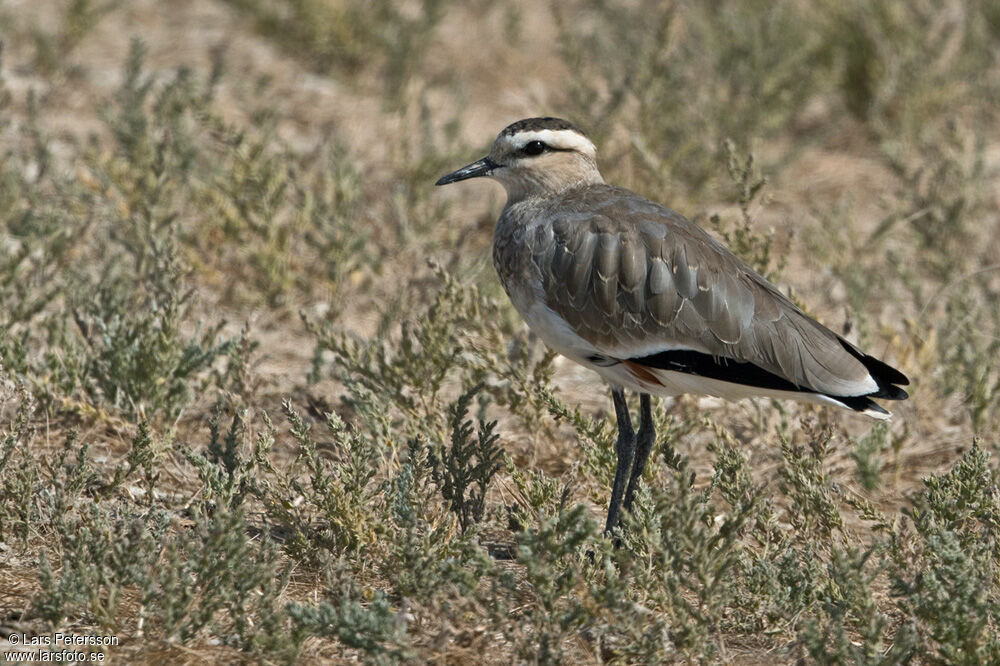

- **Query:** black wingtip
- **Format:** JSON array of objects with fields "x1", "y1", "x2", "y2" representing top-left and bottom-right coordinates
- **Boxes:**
[
  {"x1": 870, "y1": 357, "x2": 909, "y2": 387},
  {"x1": 874, "y1": 385, "x2": 909, "y2": 401},
  {"x1": 838, "y1": 338, "x2": 910, "y2": 392},
  {"x1": 834, "y1": 395, "x2": 891, "y2": 415}
]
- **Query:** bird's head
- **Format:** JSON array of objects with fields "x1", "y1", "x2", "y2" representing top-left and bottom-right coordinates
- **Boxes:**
[{"x1": 436, "y1": 117, "x2": 603, "y2": 201}]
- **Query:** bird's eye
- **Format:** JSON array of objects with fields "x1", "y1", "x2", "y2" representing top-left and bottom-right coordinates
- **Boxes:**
[{"x1": 522, "y1": 140, "x2": 546, "y2": 156}]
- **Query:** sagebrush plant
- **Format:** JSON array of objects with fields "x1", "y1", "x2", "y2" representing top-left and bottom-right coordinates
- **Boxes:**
[
  {"x1": 709, "y1": 139, "x2": 787, "y2": 283},
  {"x1": 2, "y1": 1, "x2": 1000, "y2": 663},
  {"x1": 423, "y1": 385, "x2": 504, "y2": 532},
  {"x1": 228, "y1": 0, "x2": 446, "y2": 105},
  {"x1": 306, "y1": 262, "x2": 558, "y2": 437},
  {"x1": 260, "y1": 400, "x2": 383, "y2": 560},
  {"x1": 557, "y1": 0, "x2": 846, "y2": 201},
  {"x1": 557, "y1": 0, "x2": 1000, "y2": 201}
]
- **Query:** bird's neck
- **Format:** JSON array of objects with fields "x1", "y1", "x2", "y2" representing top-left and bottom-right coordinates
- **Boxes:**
[{"x1": 501, "y1": 163, "x2": 604, "y2": 205}]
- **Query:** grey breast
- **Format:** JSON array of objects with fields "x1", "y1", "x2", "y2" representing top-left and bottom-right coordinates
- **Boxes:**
[{"x1": 499, "y1": 184, "x2": 873, "y2": 396}]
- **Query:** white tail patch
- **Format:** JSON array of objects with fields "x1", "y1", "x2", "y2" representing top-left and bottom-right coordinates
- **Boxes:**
[
  {"x1": 581, "y1": 361, "x2": 893, "y2": 419},
  {"x1": 861, "y1": 408, "x2": 893, "y2": 421}
]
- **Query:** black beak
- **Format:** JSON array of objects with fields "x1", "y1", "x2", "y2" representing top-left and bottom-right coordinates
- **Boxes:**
[{"x1": 435, "y1": 157, "x2": 498, "y2": 186}]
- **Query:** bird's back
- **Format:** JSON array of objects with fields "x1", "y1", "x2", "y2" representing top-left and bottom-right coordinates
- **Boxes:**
[{"x1": 494, "y1": 184, "x2": 908, "y2": 412}]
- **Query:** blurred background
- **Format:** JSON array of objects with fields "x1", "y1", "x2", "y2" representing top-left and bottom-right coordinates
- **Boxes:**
[{"x1": 1, "y1": 0, "x2": 999, "y2": 663}]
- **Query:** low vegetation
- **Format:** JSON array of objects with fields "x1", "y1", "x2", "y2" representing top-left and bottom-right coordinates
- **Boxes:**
[{"x1": 1, "y1": 0, "x2": 998, "y2": 662}]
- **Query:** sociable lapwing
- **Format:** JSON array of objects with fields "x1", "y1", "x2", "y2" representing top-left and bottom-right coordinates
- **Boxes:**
[{"x1": 436, "y1": 117, "x2": 909, "y2": 534}]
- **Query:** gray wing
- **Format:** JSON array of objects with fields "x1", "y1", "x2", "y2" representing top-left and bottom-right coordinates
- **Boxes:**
[{"x1": 531, "y1": 185, "x2": 903, "y2": 398}]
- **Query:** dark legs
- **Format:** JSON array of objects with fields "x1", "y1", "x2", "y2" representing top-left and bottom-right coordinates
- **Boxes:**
[
  {"x1": 604, "y1": 388, "x2": 635, "y2": 535},
  {"x1": 604, "y1": 390, "x2": 656, "y2": 535},
  {"x1": 623, "y1": 394, "x2": 655, "y2": 513}
]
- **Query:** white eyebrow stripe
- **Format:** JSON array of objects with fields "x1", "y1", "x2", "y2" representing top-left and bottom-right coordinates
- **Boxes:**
[{"x1": 504, "y1": 129, "x2": 597, "y2": 157}]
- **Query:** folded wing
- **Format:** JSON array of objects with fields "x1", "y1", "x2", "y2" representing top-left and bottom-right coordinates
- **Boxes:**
[{"x1": 532, "y1": 185, "x2": 908, "y2": 412}]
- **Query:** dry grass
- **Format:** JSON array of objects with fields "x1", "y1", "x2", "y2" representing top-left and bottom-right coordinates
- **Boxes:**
[{"x1": 1, "y1": 0, "x2": 999, "y2": 663}]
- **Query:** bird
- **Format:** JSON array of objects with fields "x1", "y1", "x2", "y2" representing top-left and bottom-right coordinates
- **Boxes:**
[{"x1": 436, "y1": 117, "x2": 909, "y2": 535}]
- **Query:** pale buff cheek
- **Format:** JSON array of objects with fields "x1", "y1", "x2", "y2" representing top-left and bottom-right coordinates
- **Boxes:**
[
  {"x1": 492, "y1": 156, "x2": 603, "y2": 199},
  {"x1": 539, "y1": 160, "x2": 597, "y2": 188},
  {"x1": 492, "y1": 172, "x2": 545, "y2": 201}
]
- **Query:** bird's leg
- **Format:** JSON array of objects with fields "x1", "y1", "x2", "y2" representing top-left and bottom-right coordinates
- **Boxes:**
[
  {"x1": 623, "y1": 393, "x2": 655, "y2": 513},
  {"x1": 604, "y1": 388, "x2": 635, "y2": 535}
]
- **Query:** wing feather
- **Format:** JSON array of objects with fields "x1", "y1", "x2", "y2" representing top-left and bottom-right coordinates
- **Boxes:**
[{"x1": 527, "y1": 184, "x2": 906, "y2": 399}]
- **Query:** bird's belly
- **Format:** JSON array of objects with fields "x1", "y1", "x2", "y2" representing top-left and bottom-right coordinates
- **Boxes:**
[
  {"x1": 509, "y1": 286, "x2": 594, "y2": 360},
  {"x1": 591, "y1": 365, "x2": 862, "y2": 411},
  {"x1": 502, "y1": 287, "x2": 666, "y2": 394}
]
